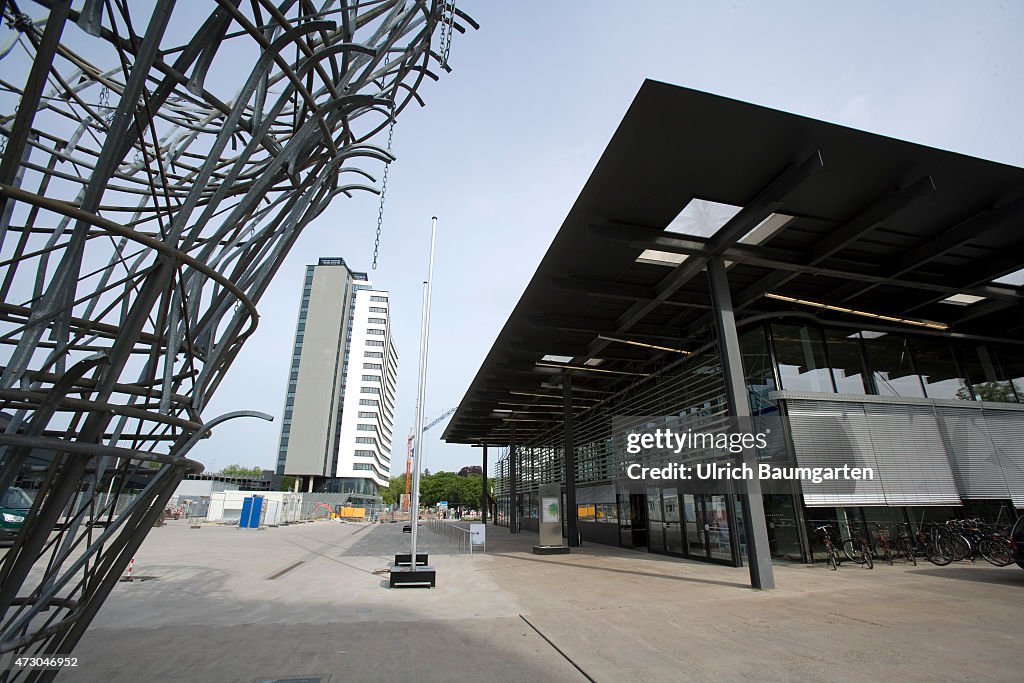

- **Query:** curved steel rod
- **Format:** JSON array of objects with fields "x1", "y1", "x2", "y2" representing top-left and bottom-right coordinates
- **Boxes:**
[{"x1": 0, "y1": 0, "x2": 473, "y2": 668}]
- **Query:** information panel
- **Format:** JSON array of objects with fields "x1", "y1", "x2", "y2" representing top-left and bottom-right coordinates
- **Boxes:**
[
  {"x1": 470, "y1": 523, "x2": 486, "y2": 547},
  {"x1": 537, "y1": 483, "x2": 564, "y2": 547}
]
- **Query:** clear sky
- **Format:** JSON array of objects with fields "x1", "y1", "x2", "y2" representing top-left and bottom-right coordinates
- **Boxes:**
[{"x1": 187, "y1": 0, "x2": 1024, "y2": 477}]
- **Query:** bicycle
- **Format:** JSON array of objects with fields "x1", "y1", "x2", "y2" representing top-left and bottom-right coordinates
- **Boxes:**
[
  {"x1": 842, "y1": 522, "x2": 874, "y2": 569},
  {"x1": 870, "y1": 523, "x2": 895, "y2": 566},
  {"x1": 814, "y1": 524, "x2": 841, "y2": 570},
  {"x1": 919, "y1": 522, "x2": 955, "y2": 566},
  {"x1": 892, "y1": 521, "x2": 917, "y2": 566},
  {"x1": 977, "y1": 531, "x2": 1013, "y2": 567},
  {"x1": 947, "y1": 518, "x2": 1013, "y2": 567}
]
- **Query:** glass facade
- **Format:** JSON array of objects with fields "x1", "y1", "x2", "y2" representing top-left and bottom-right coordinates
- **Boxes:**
[
  {"x1": 999, "y1": 345, "x2": 1024, "y2": 403},
  {"x1": 864, "y1": 333, "x2": 924, "y2": 397},
  {"x1": 912, "y1": 336, "x2": 969, "y2": 399},
  {"x1": 958, "y1": 342, "x2": 1015, "y2": 402},
  {"x1": 823, "y1": 329, "x2": 868, "y2": 395},
  {"x1": 740, "y1": 327, "x2": 777, "y2": 413},
  {"x1": 772, "y1": 323, "x2": 833, "y2": 392},
  {"x1": 490, "y1": 318, "x2": 1024, "y2": 568}
]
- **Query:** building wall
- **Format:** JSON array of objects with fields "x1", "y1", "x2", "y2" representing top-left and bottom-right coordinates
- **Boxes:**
[
  {"x1": 280, "y1": 263, "x2": 352, "y2": 476},
  {"x1": 493, "y1": 319, "x2": 1023, "y2": 564},
  {"x1": 172, "y1": 479, "x2": 238, "y2": 499},
  {"x1": 335, "y1": 288, "x2": 397, "y2": 488},
  {"x1": 277, "y1": 258, "x2": 396, "y2": 494}
]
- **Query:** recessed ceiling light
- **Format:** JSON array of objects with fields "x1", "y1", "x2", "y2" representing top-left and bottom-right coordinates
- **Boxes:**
[
  {"x1": 541, "y1": 354, "x2": 573, "y2": 363},
  {"x1": 739, "y1": 212, "x2": 794, "y2": 245},
  {"x1": 765, "y1": 293, "x2": 948, "y2": 330},
  {"x1": 636, "y1": 249, "x2": 688, "y2": 266},
  {"x1": 535, "y1": 361, "x2": 648, "y2": 376},
  {"x1": 939, "y1": 293, "x2": 985, "y2": 306},
  {"x1": 597, "y1": 334, "x2": 690, "y2": 355}
]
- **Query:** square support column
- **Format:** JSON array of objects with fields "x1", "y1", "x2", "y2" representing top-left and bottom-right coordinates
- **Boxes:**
[
  {"x1": 563, "y1": 375, "x2": 579, "y2": 547},
  {"x1": 509, "y1": 427, "x2": 519, "y2": 534},
  {"x1": 481, "y1": 444, "x2": 488, "y2": 525},
  {"x1": 707, "y1": 256, "x2": 775, "y2": 590}
]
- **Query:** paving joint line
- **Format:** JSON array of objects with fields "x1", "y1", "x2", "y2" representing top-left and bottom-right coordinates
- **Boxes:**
[{"x1": 519, "y1": 614, "x2": 597, "y2": 683}]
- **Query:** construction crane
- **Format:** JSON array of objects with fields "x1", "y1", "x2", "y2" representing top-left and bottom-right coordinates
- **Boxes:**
[{"x1": 403, "y1": 407, "x2": 457, "y2": 510}]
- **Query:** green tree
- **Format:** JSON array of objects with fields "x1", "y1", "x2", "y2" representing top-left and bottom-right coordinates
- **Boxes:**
[
  {"x1": 957, "y1": 381, "x2": 1017, "y2": 403},
  {"x1": 218, "y1": 464, "x2": 264, "y2": 478},
  {"x1": 381, "y1": 474, "x2": 407, "y2": 506},
  {"x1": 420, "y1": 471, "x2": 460, "y2": 506},
  {"x1": 278, "y1": 475, "x2": 298, "y2": 492},
  {"x1": 387, "y1": 470, "x2": 494, "y2": 510},
  {"x1": 416, "y1": 470, "x2": 488, "y2": 509}
]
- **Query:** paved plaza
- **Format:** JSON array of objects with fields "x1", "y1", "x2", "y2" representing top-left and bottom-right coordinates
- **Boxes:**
[{"x1": 46, "y1": 519, "x2": 1024, "y2": 682}]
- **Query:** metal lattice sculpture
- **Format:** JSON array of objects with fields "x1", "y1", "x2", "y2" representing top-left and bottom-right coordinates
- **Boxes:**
[{"x1": 0, "y1": 0, "x2": 473, "y2": 673}]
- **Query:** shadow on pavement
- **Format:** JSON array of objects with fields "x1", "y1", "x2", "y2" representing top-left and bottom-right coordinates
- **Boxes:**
[
  {"x1": 486, "y1": 551, "x2": 750, "y2": 590},
  {"x1": 906, "y1": 565, "x2": 1024, "y2": 586}
]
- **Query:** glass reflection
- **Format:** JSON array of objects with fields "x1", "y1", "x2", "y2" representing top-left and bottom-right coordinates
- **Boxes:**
[
  {"x1": 959, "y1": 343, "x2": 1017, "y2": 403},
  {"x1": 824, "y1": 329, "x2": 868, "y2": 394},
  {"x1": 912, "y1": 337, "x2": 969, "y2": 399},
  {"x1": 772, "y1": 324, "x2": 834, "y2": 392},
  {"x1": 663, "y1": 488, "x2": 683, "y2": 555},
  {"x1": 997, "y1": 345, "x2": 1024, "y2": 404},
  {"x1": 741, "y1": 327, "x2": 778, "y2": 412},
  {"x1": 863, "y1": 333, "x2": 925, "y2": 397},
  {"x1": 706, "y1": 494, "x2": 732, "y2": 561}
]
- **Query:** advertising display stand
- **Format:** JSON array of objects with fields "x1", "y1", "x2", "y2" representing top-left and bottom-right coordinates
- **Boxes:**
[{"x1": 533, "y1": 483, "x2": 570, "y2": 555}]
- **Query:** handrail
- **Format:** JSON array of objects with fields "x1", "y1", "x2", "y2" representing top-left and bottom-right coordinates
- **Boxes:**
[{"x1": 428, "y1": 518, "x2": 475, "y2": 554}]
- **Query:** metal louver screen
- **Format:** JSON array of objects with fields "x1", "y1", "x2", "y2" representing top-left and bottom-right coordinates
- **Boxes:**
[
  {"x1": 787, "y1": 401, "x2": 885, "y2": 506},
  {"x1": 979, "y1": 410, "x2": 1024, "y2": 508},
  {"x1": 786, "y1": 400, "x2": 960, "y2": 506},
  {"x1": 861, "y1": 404, "x2": 960, "y2": 505},
  {"x1": 576, "y1": 484, "x2": 615, "y2": 504},
  {"x1": 935, "y1": 408, "x2": 1012, "y2": 501}
]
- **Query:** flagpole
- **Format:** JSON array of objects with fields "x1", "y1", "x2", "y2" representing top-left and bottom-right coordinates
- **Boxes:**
[{"x1": 409, "y1": 216, "x2": 437, "y2": 571}]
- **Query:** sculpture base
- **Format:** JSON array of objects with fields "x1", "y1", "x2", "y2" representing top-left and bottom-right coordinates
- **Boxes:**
[{"x1": 532, "y1": 545, "x2": 570, "y2": 555}]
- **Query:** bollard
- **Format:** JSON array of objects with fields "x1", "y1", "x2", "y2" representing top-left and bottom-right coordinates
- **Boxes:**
[{"x1": 120, "y1": 557, "x2": 135, "y2": 582}]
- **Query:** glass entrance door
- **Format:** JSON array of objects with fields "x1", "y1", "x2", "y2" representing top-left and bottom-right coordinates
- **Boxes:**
[
  {"x1": 684, "y1": 493, "x2": 705, "y2": 557},
  {"x1": 646, "y1": 487, "x2": 665, "y2": 554},
  {"x1": 705, "y1": 494, "x2": 733, "y2": 561},
  {"x1": 684, "y1": 493, "x2": 735, "y2": 562},
  {"x1": 662, "y1": 487, "x2": 684, "y2": 555}
]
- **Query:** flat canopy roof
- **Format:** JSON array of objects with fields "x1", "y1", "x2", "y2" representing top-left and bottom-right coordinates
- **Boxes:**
[{"x1": 443, "y1": 80, "x2": 1024, "y2": 446}]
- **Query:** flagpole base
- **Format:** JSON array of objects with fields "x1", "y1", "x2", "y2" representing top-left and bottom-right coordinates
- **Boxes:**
[{"x1": 389, "y1": 565, "x2": 436, "y2": 588}]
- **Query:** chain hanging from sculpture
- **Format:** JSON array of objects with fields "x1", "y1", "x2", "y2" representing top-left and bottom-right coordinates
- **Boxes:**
[{"x1": 0, "y1": 0, "x2": 476, "y2": 676}]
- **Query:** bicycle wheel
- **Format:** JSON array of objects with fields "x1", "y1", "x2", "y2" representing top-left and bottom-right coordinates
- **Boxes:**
[
  {"x1": 880, "y1": 543, "x2": 893, "y2": 566},
  {"x1": 862, "y1": 542, "x2": 874, "y2": 569},
  {"x1": 926, "y1": 538, "x2": 954, "y2": 566},
  {"x1": 843, "y1": 539, "x2": 865, "y2": 564},
  {"x1": 949, "y1": 536, "x2": 971, "y2": 562},
  {"x1": 827, "y1": 547, "x2": 838, "y2": 570},
  {"x1": 978, "y1": 539, "x2": 1012, "y2": 567}
]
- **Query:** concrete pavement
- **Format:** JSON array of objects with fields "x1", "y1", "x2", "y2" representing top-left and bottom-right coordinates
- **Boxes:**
[{"x1": 48, "y1": 518, "x2": 1023, "y2": 682}]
